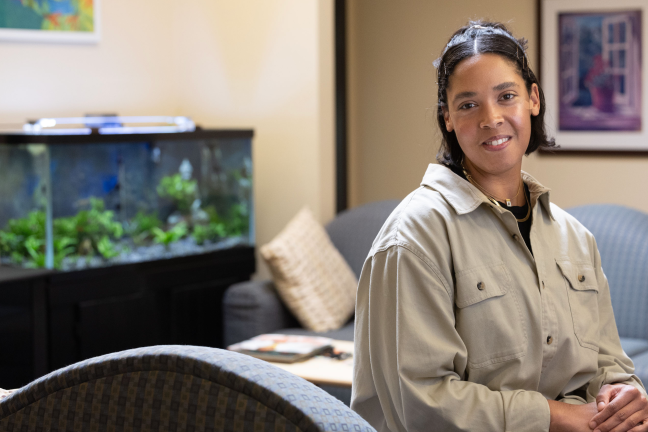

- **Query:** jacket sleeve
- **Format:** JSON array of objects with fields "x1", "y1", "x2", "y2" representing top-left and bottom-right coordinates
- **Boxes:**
[
  {"x1": 351, "y1": 244, "x2": 550, "y2": 432},
  {"x1": 585, "y1": 243, "x2": 646, "y2": 400}
]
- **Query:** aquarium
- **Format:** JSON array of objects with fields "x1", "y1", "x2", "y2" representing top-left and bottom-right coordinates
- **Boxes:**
[{"x1": 0, "y1": 117, "x2": 253, "y2": 271}]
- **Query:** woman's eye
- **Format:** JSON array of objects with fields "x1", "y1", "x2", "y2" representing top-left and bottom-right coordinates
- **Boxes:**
[
  {"x1": 501, "y1": 93, "x2": 516, "y2": 101},
  {"x1": 459, "y1": 103, "x2": 476, "y2": 110}
]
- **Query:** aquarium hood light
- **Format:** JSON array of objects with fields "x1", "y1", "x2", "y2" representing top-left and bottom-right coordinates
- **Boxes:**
[{"x1": 21, "y1": 116, "x2": 196, "y2": 135}]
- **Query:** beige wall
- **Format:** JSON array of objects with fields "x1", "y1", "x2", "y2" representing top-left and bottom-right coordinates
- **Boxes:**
[
  {"x1": 0, "y1": 0, "x2": 335, "y2": 279},
  {"x1": 0, "y1": 0, "x2": 179, "y2": 123},
  {"x1": 347, "y1": 0, "x2": 648, "y2": 213}
]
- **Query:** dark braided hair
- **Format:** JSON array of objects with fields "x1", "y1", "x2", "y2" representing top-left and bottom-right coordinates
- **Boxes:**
[{"x1": 435, "y1": 21, "x2": 556, "y2": 168}]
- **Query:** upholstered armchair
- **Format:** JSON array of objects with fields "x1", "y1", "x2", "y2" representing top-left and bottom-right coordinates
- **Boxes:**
[{"x1": 0, "y1": 345, "x2": 374, "y2": 431}]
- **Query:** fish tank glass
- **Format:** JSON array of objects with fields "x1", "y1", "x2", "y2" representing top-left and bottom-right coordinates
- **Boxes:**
[{"x1": 0, "y1": 117, "x2": 254, "y2": 271}]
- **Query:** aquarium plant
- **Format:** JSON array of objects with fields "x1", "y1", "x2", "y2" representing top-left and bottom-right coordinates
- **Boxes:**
[
  {"x1": 54, "y1": 197, "x2": 124, "y2": 260},
  {"x1": 0, "y1": 209, "x2": 77, "y2": 269},
  {"x1": 126, "y1": 211, "x2": 163, "y2": 245},
  {"x1": 152, "y1": 222, "x2": 188, "y2": 248},
  {"x1": 0, "y1": 197, "x2": 128, "y2": 269},
  {"x1": 156, "y1": 174, "x2": 197, "y2": 215},
  {"x1": 192, "y1": 206, "x2": 227, "y2": 245},
  {"x1": 226, "y1": 203, "x2": 250, "y2": 237}
]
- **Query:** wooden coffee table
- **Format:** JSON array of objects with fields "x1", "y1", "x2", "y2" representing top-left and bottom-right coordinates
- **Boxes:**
[{"x1": 265, "y1": 340, "x2": 353, "y2": 388}]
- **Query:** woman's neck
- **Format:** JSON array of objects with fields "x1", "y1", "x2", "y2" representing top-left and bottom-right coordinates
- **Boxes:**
[{"x1": 463, "y1": 160, "x2": 525, "y2": 206}]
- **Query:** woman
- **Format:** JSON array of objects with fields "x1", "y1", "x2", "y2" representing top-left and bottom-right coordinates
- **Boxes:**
[{"x1": 351, "y1": 22, "x2": 648, "y2": 432}]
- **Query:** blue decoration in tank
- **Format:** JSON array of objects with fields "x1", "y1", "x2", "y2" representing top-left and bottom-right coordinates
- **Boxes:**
[
  {"x1": 102, "y1": 175, "x2": 118, "y2": 194},
  {"x1": 0, "y1": 117, "x2": 253, "y2": 272}
]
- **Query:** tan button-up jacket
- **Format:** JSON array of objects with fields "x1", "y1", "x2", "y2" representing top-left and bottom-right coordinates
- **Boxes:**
[{"x1": 351, "y1": 164, "x2": 645, "y2": 432}]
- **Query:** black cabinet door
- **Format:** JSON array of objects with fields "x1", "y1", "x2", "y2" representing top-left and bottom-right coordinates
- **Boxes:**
[
  {"x1": 168, "y1": 277, "x2": 238, "y2": 348},
  {"x1": 76, "y1": 292, "x2": 161, "y2": 360}
]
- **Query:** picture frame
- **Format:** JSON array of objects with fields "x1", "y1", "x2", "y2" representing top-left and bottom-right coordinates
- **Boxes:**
[
  {"x1": 540, "y1": 0, "x2": 646, "y2": 152},
  {"x1": 0, "y1": 0, "x2": 101, "y2": 44}
]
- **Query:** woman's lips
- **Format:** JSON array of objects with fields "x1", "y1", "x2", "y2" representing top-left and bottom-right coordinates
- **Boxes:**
[{"x1": 481, "y1": 136, "x2": 511, "y2": 151}]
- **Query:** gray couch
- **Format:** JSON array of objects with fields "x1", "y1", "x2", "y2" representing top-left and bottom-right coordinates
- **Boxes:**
[
  {"x1": 223, "y1": 200, "x2": 400, "y2": 347},
  {"x1": 224, "y1": 201, "x2": 648, "y2": 399}
]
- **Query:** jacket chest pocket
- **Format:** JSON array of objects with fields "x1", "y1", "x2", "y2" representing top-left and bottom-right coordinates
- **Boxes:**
[
  {"x1": 556, "y1": 259, "x2": 600, "y2": 352},
  {"x1": 454, "y1": 262, "x2": 527, "y2": 369}
]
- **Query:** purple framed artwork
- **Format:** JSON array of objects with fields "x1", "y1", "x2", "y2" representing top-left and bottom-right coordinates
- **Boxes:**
[{"x1": 542, "y1": 0, "x2": 648, "y2": 152}]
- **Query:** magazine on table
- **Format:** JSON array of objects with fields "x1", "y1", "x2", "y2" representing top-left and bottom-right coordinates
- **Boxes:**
[{"x1": 228, "y1": 334, "x2": 333, "y2": 363}]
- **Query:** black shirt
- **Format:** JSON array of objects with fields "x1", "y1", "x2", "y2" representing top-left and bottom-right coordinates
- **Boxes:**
[{"x1": 446, "y1": 164, "x2": 533, "y2": 255}]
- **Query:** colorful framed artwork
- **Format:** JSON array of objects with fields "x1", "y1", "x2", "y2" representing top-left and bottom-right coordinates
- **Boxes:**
[
  {"x1": 0, "y1": 0, "x2": 100, "y2": 44},
  {"x1": 541, "y1": 0, "x2": 646, "y2": 151}
]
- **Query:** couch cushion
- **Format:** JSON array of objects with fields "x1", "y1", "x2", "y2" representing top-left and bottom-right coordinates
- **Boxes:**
[
  {"x1": 326, "y1": 200, "x2": 400, "y2": 278},
  {"x1": 620, "y1": 337, "x2": 648, "y2": 357},
  {"x1": 260, "y1": 208, "x2": 357, "y2": 333},
  {"x1": 279, "y1": 321, "x2": 355, "y2": 342}
]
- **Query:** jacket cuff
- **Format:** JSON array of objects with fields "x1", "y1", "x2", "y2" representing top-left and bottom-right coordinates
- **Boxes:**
[
  {"x1": 587, "y1": 372, "x2": 647, "y2": 401},
  {"x1": 502, "y1": 390, "x2": 551, "y2": 432},
  {"x1": 621, "y1": 377, "x2": 647, "y2": 397},
  {"x1": 558, "y1": 395, "x2": 587, "y2": 405}
]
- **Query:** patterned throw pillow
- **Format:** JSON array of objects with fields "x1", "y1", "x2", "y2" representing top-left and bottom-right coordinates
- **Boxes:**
[{"x1": 260, "y1": 208, "x2": 358, "y2": 332}]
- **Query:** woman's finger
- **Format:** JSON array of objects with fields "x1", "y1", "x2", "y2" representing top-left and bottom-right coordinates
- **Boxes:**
[
  {"x1": 594, "y1": 399, "x2": 644, "y2": 432},
  {"x1": 628, "y1": 418, "x2": 648, "y2": 432},
  {"x1": 607, "y1": 409, "x2": 648, "y2": 432},
  {"x1": 591, "y1": 386, "x2": 643, "y2": 429},
  {"x1": 598, "y1": 385, "x2": 622, "y2": 412}
]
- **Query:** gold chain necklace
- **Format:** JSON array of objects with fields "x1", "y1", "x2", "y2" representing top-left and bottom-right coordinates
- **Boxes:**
[
  {"x1": 461, "y1": 165, "x2": 522, "y2": 206},
  {"x1": 516, "y1": 186, "x2": 531, "y2": 223},
  {"x1": 462, "y1": 166, "x2": 531, "y2": 222}
]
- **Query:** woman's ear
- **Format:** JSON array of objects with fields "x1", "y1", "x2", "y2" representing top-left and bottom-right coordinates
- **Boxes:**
[
  {"x1": 529, "y1": 83, "x2": 541, "y2": 117},
  {"x1": 443, "y1": 107, "x2": 454, "y2": 132}
]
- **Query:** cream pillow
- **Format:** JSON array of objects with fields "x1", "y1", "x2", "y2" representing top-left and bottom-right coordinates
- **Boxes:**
[{"x1": 260, "y1": 207, "x2": 358, "y2": 332}]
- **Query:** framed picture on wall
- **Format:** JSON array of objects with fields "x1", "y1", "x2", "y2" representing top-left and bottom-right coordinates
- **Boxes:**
[
  {"x1": 540, "y1": 0, "x2": 646, "y2": 151},
  {"x1": 0, "y1": 0, "x2": 101, "y2": 44}
]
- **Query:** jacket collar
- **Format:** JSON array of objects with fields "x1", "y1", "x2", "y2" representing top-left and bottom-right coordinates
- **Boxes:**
[{"x1": 420, "y1": 164, "x2": 555, "y2": 220}]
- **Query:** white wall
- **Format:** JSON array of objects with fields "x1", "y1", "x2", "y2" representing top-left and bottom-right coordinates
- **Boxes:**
[{"x1": 0, "y1": 0, "x2": 336, "y2": 278}]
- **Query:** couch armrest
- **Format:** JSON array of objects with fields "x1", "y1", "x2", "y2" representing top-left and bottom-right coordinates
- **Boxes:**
[{"x1": 223, "y1": 280, "x2": 300, "y2": 346}]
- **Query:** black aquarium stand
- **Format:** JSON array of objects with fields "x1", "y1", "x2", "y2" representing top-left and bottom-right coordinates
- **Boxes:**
[{"x1": 0, "y1": 246, "x2": 255, "y2": 389}]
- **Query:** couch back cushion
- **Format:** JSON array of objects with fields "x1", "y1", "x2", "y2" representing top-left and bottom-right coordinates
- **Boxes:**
[
  {"x1": 326, "y1": 200, "x2": 401, "y2": 278},
  {"x1": 567, "y1": 204, "x2": 648, "y2": 340}
]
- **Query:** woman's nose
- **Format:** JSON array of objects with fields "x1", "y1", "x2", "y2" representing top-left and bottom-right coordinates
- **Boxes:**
[{"x1": 479, "y1": 103, "x2": 504, "y2": 129}]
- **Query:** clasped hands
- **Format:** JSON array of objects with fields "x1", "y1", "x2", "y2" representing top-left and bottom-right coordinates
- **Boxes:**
[
  {"x1": 552, "y1": 384, "x2": 648, "y2": 432},
  {"x1": 588, "y1": 384, "x2": 648, "y2": 432}
]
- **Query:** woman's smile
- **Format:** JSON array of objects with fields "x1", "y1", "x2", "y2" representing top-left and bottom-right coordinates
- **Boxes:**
[{"x1": 482, "y1": 135, "x2": 512, "y2": 150}]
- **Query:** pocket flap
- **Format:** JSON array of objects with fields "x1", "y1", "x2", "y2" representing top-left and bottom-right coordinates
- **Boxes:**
[
  {"x1": 556, "y1": 259, "x2": 598, "y2": 292},
  {"x1": 455, "y1": 263, "x2": 510, "y2": 308}
]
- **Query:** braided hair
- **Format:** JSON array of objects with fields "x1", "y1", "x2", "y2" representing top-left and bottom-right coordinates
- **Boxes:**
[{"x1": 435, "y1": 21, "x2": 556, "y2": 168}]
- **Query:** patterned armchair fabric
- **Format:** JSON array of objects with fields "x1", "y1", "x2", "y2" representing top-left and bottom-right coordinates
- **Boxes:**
[{"x1": 0, "y1": 345, "x2": 374, "y2": 432}]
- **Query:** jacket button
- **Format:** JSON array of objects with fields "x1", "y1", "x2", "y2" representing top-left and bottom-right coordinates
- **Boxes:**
[
  {"x1": 547, "y1": 336, "x2": 553, "y2": 345},
  {"x1": 578, "y1": 275, "x2": 586, "y2": 282},
  {"x1": 477, "y1": 281, "x2": 485, "y2": 290},
  {"x1": 512, "y1": 234, "x2": 519, "y2": 241}
]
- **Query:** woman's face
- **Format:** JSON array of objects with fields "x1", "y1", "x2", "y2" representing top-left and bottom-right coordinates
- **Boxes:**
[{"x1": 443, "y1": 53, "x2": 540, "y2": 177}]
